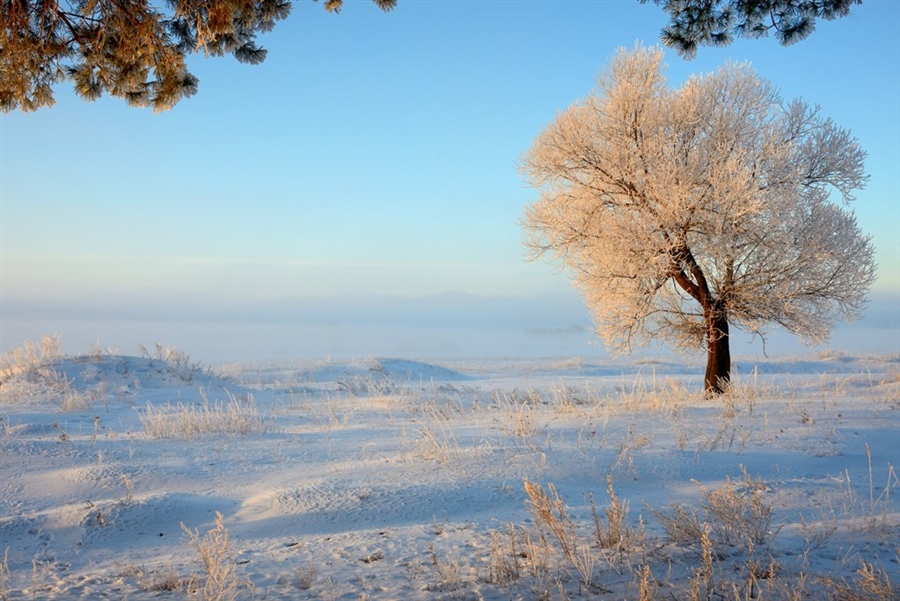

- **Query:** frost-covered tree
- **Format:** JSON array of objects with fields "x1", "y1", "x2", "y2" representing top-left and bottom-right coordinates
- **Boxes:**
[
  {"x1": 1, "y1": 0, "x2": 396, "y2": 112},
  {"x1": 521, "y1": 46, "x2": 875, "y2": 395},
  {"x1": 642, "y1": 0, "x2": 861, "y2": 58}
]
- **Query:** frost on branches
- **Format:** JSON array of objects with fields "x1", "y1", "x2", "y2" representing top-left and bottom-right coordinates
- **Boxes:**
[
  {"x1": 0, "y1": 0, "x2": 396, "y2": 111},
  {"x1": 521, "y1": 46, "x2": 875, "y2": 395}
]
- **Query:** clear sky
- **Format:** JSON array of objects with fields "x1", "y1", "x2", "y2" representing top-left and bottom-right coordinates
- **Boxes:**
[{"x1": 1, "y1": 0, "x2": 898, "y2": 361}]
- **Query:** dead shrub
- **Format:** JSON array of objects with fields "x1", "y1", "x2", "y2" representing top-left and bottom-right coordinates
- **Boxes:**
[
  {"x1": 826, "y1": 563, "x2": 898, "y2": 601},
  {"x1": 654, "y1": 475, "x2": 776, "y2": 553},
  {"x1": 181, "y1": 512, "x2": 250, "y2": 601}
]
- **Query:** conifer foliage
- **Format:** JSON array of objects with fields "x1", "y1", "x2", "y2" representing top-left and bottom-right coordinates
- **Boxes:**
[
  {"x1": 0, "y1": 0, "x2": 396, "y2": 112},
  {"x1": 2, "y1": 0, "x2": 860, "y2": 112},
  {"x1": 643, "y1": 0, "x2": 861, "y2": 58},
  {"x1": 521, "y1": 46, "x2": 875, "y2": 395}
]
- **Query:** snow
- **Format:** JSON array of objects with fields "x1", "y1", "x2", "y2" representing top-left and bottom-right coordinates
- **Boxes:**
[{"x1": 1, "y1": 347, "x2": 898, "y2": 599}]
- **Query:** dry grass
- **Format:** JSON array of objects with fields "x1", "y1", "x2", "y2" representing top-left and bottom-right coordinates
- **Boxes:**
[
  {"x1": 406, "y1": 408, "x2": 461, "y2": 465},
  {"x1": 138, "y1": 390, "x2": 269, "y2": 439},
  {"x1": 0, "y1": 337, "x2": 113, "y2": 411},
  {"x1": 0, "y1": 365, "x2": 75, "y2": 408},
  {"x1": 687, "y1": 523, "x2": 716, "y2": 601},
  {"x1": 0, "y1": 335, "x2": 62, "y2": 383},
  {"x1": 427, "y1": 544, "x2": 466, "y2": 592},
  {"x1": 611, "y1": 423, "x2": 651, "y2": 478},
  {"x1": 139, "y1": 343, "x2": 204, "y2": 384},
  {"x1": 654, "y1": 473, "x2": 777, "y2": 552},
  {"x1": 181, "y1": 512, "x2": 250, "y2": 601},
  {"x1": 402, "y1": 399, "x2": 482, "y2": 469},
  {"x1": 0, "y1": 547, "x2": 9, "y2": 601},
  {"x1": 636, "y1": 564, "x2": 657, "y2": 600},
  {"x1": 486, "y1": 521, "x2": 555, "y2": 589},
  {"x1": 825, "y1": 563, "x2": 898, "y2": 601},
  {"x1": 591, "y1": 475, "x2": 634, "y2": 551},
  {"x1": 547, "y1": 381, "x2": 597, "y2": 412},
  {"x1": 861, "y1": 444, "x2": 900, "y2": 532},
  {"x1": 704, "y1": 477, "x2": 775, "y2": 546},
  {"x1": 487, "y1": 523, "x2": 523, "y2": 585},
  {"x1": 493, "y1": 389, "x2": 542, "y2": 452},
  {"x1": 60, "y1": 389, "x2": 93, "y2": 412},
  {"x1": 523, "y1": 479, "x2": 597, "y2": 589},
  {"x1": 123, "y1": 563, "x2": 191, "y2": 593},
  {"x1": 613, "y1": 370, "x2": 693, "y2": 412}
]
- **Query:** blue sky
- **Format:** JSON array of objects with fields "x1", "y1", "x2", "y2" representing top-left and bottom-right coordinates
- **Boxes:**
[{"x1": 1, "y1": 0, "x2": 898, "y2": 361}]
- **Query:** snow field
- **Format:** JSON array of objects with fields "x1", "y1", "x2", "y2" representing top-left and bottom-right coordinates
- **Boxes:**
[{"x1": 0, "y1": 341, "x2": 898, "y2": 599}]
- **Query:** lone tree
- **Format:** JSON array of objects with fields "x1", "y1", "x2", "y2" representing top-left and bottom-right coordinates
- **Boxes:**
[
  {"x1": 0, "y1": 0, "x2": 395, "y2": 112},
  {"x1": 642, "y1": 0, "x2": 861, "y2": 58},
  {"x1": 521, "y1": 46, "x2": 875, "y2": 395}
]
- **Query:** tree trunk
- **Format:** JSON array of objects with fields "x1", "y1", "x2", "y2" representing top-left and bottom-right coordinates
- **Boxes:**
[{"x1": 704, "y1": 307, "x2": 731, "y2": 395}]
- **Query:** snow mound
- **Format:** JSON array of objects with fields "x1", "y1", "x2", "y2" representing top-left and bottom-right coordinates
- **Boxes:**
[
  {"x1": 295, "y1": 357, "x2": 470, "y2": 383},
  {"x1": 366, "y1": 358, "x2": 471, "y2": 382}
]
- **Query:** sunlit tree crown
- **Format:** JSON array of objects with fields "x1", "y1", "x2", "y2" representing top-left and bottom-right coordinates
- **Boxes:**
[{"x1": 522, "y1": 46, "x2": 875, "y2": 393}]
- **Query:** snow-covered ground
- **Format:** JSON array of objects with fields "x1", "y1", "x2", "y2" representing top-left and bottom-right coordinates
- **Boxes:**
[{"x1": 1, "y1": 341, "x2": 898, "y2": 599}]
